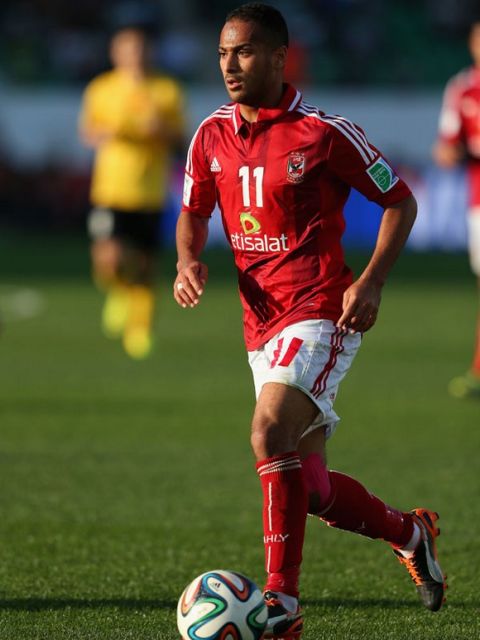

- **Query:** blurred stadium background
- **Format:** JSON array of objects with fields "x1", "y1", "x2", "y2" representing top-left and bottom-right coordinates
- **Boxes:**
[{"x1": 0, "y1": 0, "x2": 476, "y2": 248}]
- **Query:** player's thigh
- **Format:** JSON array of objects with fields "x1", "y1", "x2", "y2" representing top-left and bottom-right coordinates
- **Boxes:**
[
  {"x1": 91, "y1": 237, "x2": 122, "y2": 270},
  {"x1": 250, "y1": 382, "x2": 318, "y2": 458},
  {"x1": 248, "y1": 319, "x2": 361, "y2": 440},
  {"x1": 252, "y1": 381, "x2": 319, "y2": 436},
  {"x1": 120, "y1": 243, "x2": 154, "y2": 278},
  {"x1": 117, "y1": 210, "x2": 160, "y2": 281},
  {"x1": 297, "y1": 426, "x2": 327, "y2": 462},
  {"x1": 87, "y1": 207, "x2": 122, "y2": 271}
]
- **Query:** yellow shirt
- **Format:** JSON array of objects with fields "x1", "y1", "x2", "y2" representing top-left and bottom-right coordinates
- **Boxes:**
[{"x1": 80, "y1": 69, "x2": 184, "y2": 211}]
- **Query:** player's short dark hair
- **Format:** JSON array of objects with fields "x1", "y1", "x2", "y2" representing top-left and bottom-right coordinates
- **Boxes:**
[{"x1": 225, "y1": 3, "x2": 289, "y2": 48}]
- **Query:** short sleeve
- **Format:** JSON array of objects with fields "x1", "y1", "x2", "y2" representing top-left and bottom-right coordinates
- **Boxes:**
[
  {"x1": 182, "y1": 125, "x2": 217, "y2": 217},
  {"x1": 325, "y1": 117, "x2": 411, "y2": 208}
]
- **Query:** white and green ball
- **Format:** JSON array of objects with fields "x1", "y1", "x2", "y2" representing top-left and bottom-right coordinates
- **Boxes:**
[{"x1": 177, "y1": 569, "x2": 267, "y2": 640}]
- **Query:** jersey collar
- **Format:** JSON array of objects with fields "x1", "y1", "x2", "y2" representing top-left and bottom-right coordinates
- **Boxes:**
[{"x1": 232, "y1": 84, "x2": 302, "y2": 134}]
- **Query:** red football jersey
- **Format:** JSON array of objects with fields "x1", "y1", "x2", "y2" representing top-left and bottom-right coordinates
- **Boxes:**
[
  {"x1": 182, "y1": 84, "x2": 411, "y2": 350},
  {"x1": 437, "y1": 66, "x2": 480, "y2": 207}
]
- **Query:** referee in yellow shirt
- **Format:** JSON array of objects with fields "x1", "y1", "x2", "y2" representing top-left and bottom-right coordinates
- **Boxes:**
[{"x1": 79, "y1": 26, "x2": 184, "y2": 359}]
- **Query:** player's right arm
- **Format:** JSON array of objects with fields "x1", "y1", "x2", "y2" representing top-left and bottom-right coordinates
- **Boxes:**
[
  {"x1": 79, "y1": 123, "x2": 112, "y2": 148},
  {"x1": 175, "y1": 211, "x2": 210, "y2": 308},
  {"x1": 174, "y1": 123, "x2": 217, "y2": 309},
  {"x1": 78, "y1": 79, "x2": 113, "y2": 149},
  {"x1": 432, "y1": 74, "x2": 466, "y2": 168}
]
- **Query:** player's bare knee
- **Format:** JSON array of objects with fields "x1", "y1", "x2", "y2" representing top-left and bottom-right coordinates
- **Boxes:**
[
  {"x1": 250, "y1": 415, "x2": 297, "y2": 460},
  {"x1": 92, "y1": 240, "x2": 121, "y2": 277},
  {"x1": 250, "y1": 422, "x2": 277, "y2": 460}
]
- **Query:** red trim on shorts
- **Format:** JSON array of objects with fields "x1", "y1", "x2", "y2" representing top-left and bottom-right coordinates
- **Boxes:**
[
  {"x1": 270, "y1": 338, "x2": 284, "y2": 368},
  {"x1": 310, "y1": 328, "x2": 346, "y2": 398},
  {"x1": 278, "y1": 337, "x2": 304, "y2": 367}
]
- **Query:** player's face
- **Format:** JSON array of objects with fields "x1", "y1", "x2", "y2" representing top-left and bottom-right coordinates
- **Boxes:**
[
  {"x1": 218, "y1": 20, "x2": 286, "y2": 106},
  {"x1": 469, "y1": 24, "x2": 480, "y2": 67},
  {"x1": 110, "y1": 30, "x2": 149, "y2": 71}
]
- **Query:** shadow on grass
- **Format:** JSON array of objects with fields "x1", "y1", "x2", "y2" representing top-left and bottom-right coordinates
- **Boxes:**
[
  {"x1": 0, "y1": 597, "x2": 177, "y2": 611},
  {"x1": 0, "y1": 596, "x2": 471, "y2": 613},
  {"x1": 303, "y1": 596, "x2": 415, "y2": 609},
  {"x1": 303, "y1": 597, "x2": 471, "y2": 611}
]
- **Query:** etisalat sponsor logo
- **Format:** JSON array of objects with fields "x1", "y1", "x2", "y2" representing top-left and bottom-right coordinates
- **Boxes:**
[{"x1": 230, "y1": 212, "x2": 290, "y2": 252}]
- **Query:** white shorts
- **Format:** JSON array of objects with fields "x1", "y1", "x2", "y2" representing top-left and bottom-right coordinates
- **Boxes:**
[
  {"x1": 247, "y1": 319, "x2": 362, "y2": 439},
  {"x1": 467, "y1": 209, "x2": 480, "y2": 276}
]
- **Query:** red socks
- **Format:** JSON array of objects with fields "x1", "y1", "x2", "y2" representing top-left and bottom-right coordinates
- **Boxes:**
[
  {"x1": 256, "y1": 452, "x2": 414, "y2": 598},
  {"x1": 302, "y1": 453, "x2": 413, "y2": 547},
  {"x1": 302, "y1": 452, "x2": 333, "y2": 513},
  {"x1": 256, "y1": 452, "x2": 308, "y2": 598}
]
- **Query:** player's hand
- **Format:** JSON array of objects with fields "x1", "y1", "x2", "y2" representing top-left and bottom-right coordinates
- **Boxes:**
[
  {"x1": 174, "y1": 261, "x2": 208, "y2": 308},
  {"x1": 336, "y1": 277, "x2": 382, "y2": 333},
  {"x1": 80, "y1": 125, "x2": 113, "y2": 148},
  {"x1": 432, "y1": 141, "x2": 464, "y2": 168},
  {"x1": 142, "y1": 114, "x2": 165, "y2": 137}
]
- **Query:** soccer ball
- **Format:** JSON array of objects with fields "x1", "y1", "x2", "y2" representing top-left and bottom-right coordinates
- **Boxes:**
[{"x1": 177, "y1": 569, "x2": 267, "y2": 640}]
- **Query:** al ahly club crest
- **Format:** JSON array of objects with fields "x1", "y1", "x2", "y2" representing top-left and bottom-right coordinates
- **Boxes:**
[{"x1": 287, "y1": 152, "x2": 306, "y2": 183}]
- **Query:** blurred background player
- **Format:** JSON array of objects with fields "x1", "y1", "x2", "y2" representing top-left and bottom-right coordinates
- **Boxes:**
[
  {"x1": 79, "y1": 26, "x2": 184, "y2": 359},
  {"x1": 433, "y1": 19, "x2": 480, "y2": 398}
]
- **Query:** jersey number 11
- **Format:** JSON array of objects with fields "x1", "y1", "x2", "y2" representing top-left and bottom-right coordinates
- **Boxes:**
[{"x1": 239, "y1": 166, "x2": 264, "y2": 208}]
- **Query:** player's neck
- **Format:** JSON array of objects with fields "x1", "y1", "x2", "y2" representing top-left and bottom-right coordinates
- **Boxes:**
[
  {"x1": 117, "y1": 66, "x2": 148, "y2": 81},
  {"x1": 239, "y1": 83, "x2": 285, "y2": 123}
]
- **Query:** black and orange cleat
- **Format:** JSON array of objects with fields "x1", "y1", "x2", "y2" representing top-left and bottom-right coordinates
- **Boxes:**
[
  {"x1": 262, "y1": 591, "x2": 303, "y2": 639},
  {"x1": 393, "y1": 508, "x2": 447, "y2": 612}
]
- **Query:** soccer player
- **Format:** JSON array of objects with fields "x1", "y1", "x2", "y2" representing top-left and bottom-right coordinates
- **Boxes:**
[
  {"x1": 433, "y1": 19, "x2": 480, "y2": 398},
  {"x1": 79, "y1": 26, "x2": 184, "y2": 359},
  {"x1": 175, "y1": 4, "x2": 446, "y2": 637}
]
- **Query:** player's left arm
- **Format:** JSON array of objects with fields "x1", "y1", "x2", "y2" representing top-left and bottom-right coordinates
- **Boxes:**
[
  {"x1": 78, "y1": 82, "x2": 113, "y2": 148},
  {"x1": 156, "y1": 81, "x2": 186, "y2": 148},
  {"x1": 325, "y1": 121, "x2": 417, "y2": 333},
  {"x1": 134, "y1": 80, "x2": 186, "y2": 147},
  {"x1": 337, "y1": 194, "x2": 417, "y2": 333}
]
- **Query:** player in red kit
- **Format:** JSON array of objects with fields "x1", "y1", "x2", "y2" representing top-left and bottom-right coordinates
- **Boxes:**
[
  {"x1": 433, "y1": 19, "x2": 480, "y2": 398},
  {"x1": 175, "y1": 4, "x2": 446, "y2": 637}
]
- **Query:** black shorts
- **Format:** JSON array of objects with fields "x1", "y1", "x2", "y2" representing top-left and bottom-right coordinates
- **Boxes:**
[{"x1": 87, "y1": 207, "x2": 161, "y2": 251}]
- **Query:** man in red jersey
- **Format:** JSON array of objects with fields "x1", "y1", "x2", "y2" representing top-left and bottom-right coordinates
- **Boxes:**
[
  {"x1": 433, "y1": 19, "x2": 480, "y2": 398},
  {"x1": 175, "y1": 4, "x2": 446, "y2": 637}
]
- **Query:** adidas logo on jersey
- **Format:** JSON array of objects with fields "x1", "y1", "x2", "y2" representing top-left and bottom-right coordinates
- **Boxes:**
[{"x1": 210, "y1": 157, "x2": 222, "y2": 172}]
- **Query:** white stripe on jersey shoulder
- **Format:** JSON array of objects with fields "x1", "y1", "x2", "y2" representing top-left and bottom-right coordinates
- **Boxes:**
[
  {"x1": 322, "y1": 114, "x2": 376, "y2": 161},
  {"x1": 288, "y1": 90, "x2": 302, "y2": 111},
  {"x1": 322, "y1": 114, "x2": 377, "y2": 164},
  {"x1": 296, "y1": 101, "x2": 377, "y2": 164},
  {"x1": 297, "y1": 100, "x2": 321, "y2": 118},
  {"x1": 186, "y1": 104, "x2": 235, "y2": 175}
]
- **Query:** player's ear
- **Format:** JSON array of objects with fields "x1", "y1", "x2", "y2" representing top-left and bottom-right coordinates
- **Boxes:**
[{"x1": 272, "y1": 46, "x2": 287, "y2": 70}]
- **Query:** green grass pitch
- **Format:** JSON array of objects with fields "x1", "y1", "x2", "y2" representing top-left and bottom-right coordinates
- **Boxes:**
[{"x1": 0, "y1": 233, "x2": 479, "y2": 639}]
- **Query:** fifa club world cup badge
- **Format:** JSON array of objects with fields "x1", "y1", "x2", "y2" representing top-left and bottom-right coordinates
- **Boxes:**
[{"x1": 286, "y1": 152, "x2": 306, "y2": 183}]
